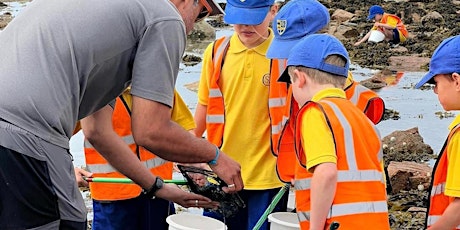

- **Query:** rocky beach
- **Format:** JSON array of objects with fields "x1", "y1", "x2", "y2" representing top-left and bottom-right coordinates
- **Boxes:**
[{"x1": 2, "y1": 0, "x2": 460, "y2": 229}]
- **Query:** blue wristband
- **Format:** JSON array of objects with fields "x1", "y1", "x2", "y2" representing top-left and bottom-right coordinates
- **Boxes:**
[{"x1": 208, "y1": 146, "x2": 220, "y2": 166}]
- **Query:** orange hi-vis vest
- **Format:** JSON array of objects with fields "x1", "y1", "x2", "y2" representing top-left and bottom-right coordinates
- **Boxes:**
[
  {"x1": 293, "y1": 98, "x2": 390, "y2": 229},
  {"x1": 426, "y1": 125, "x2": 460, "y2": 229},
  {"x1": 344, "y1": 81, "x2": 385, "y2": 124},
  {"x1": 380, "y1": 13, "x2": 409, "y2": 38},
  {"x1": 268, "y1": 59, "x2": 290, "y2": 156},
  {"x1": 84, "y1": 96, "x2": 172, "y2": 201},
  {"x1": 206, "y1": 36, "x2": 284, "y2": 148},
  {"x1": 276, "y1": 80, "x2": 385, "y2": 183}
]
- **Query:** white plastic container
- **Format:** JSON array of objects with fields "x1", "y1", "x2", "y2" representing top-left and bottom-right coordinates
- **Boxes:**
[
  {"x1": 166, "y1": 213, "x2": 227, "y2": 230},
  {"x1": 368, "y1": 30, "x2": 385, "y2": 43},
  {"x1": 268, "y1": 212, "x2": 300, "y2": 230}
]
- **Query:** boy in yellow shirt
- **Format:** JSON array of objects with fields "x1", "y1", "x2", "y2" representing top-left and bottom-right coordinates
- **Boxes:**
[
  {"x1": 278, "y1": 34, "x2": 390, "y2": 229},
  {"x1": 354, "y1": 5, "x2": 408, "y2": 46},
  {"x1": 194, "y1": 0, "x2": 287, "y2": 229},
  {"x1": 414, "y1": 35, "x2": 460, "y2": 229}
]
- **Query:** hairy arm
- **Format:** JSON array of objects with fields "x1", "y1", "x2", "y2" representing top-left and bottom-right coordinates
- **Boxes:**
[{"x1": 131, "y1": 96, "x2": 243, "y2": 191}]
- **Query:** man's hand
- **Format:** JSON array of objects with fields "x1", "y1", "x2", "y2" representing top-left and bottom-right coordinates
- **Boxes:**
[
  {"x1": 74, "y1": 167, "x2": 93, "y2": 187},
  {"x1": 155, "y1": 183, "x2": 219, "y2": 209},
  {"x1": 208, "y1": 151, "x2": 243, "y2": 193}
]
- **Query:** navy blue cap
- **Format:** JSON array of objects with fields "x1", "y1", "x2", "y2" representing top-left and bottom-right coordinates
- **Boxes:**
[
  {"x1": 278, "y1": 34, "x2": 349, "y2": 83},
  {"x1": 415, "y1": 35, "x2": 460, "y2": 88},
  {"x1": 266, "y1": 0, "x2": 330, "y2": 59},
  {"x1": 224, "y1": 0, "x2": 275, "y2": 25},
  {"x1": 367, "y1": 5, "x2": 384, "y2": 20}
]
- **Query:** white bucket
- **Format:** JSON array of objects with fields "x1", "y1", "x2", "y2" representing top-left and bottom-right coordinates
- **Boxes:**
[
  {"x1": 368, "y1": 30, "x2": 385, "y2": 43},
  {"x1": 166, "y1": 213, "x2": 227, "y2": 230},
  {"x1": 268, "y1": 212, "x2": 300, "y2": 230}
]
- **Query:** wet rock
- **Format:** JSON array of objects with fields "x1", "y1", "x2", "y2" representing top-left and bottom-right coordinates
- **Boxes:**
[
  {"x1": 331, "y1": 9, "x2": 355, "y2": 22},
  {"x1": 359, "y1": 69, "x2": 391, "y2": 89},
  {"x1": 184, "y1": 81, "x2": 199, "y2": 93},
  {"x1": 388, "y1": 189, "x2": 428, "y2": 230},
  {"x1": 434, "y1": 111, "x2": 456, "y2": 119},
  {"x1": 188, "y1": 20, "x2": 216, "y2": 41},
  {"x1": 382, "y1": 127, "x2": 436, "y2": 168},
  {"x1": 383, "y1": 108, "x2": 401, "y2": 121},
  {"x1": 389, "y1": 56, "x2": 430, "y2": 72},
  {"x1": 421, "y1": 11, "x2": 444, "y2": 26},
  {"x1": 0, "y1": 12, "x2": 13, "y2": 29},
  {"x1": 182, "y1": 54, "x2": 202, "y2": 66},
  {"x1": 0, "y1": 2, "x2": 7, "y2": 7},
  {"x1": 387, "y1": 161, "x2": 431, "y2": 194}
]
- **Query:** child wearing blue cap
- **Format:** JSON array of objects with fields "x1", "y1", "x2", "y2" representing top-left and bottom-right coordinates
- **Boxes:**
[
  {"x1": 415, "y1": 35, "x2": 460, "y2": 229},
  {"x1": 354, "y1": 5, "x2": 408, "y2": 46},
  {"x1": 194, "y1": 0, "x2": 286, "y2": 229},
  {"x1": 266, "y1": 0, "x2": 385, "y2": 185},
  {"x1": 278, "y1": 34, "x2": 390, "y2": 229}
]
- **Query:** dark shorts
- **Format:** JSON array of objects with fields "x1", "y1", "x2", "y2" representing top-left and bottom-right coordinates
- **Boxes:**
[
  {"x1": 203, "y1": 188, "x2": 289, "y2": 230},
  {"x1": 391, "y1": 28, "x2": 401, "y2": 44},
  {"x1": 0, "y1": 146, "x2": 86, "y2": 229},
  {"x1": 92, "y1": 196, "x2": 173, "y2": 230}
]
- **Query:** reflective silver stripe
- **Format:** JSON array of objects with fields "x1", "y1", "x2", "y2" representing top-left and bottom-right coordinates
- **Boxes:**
[
  {"x1": 294, "y1": 170, "x2": 384, "y2": 190},
  {"x1": 87, "y1": 157, "x2": 169, "y2": 174},
  {"x1": 269, "y1": 97, "x2": 286, "y2": 108},
  {"x1": 431, "y1": 182, "x2": 445, "y2": 196},
  {"x1": 427, "y1": 215, "x2": 460, "y2": 229},
  {"x1": 337, "y1": 170, "x2": 384, "y2": 184},
  {"x1": 278, "y1": 59, "x2": 287, "y2": 73},
  {"x1": 209, "y1": 89, "x2": 223, "y2": 98},
  {"x1": 206, "y1": 115, "x2": 224, "y2": 123},
  {"x1": 213, "y1": 36, "x2": 231, "y2": 69},
  {"x1": 294, "y1": 178, "x2": 311, "y2": 190},
  {"x1": 272, "y1": 122, "x2": 282, "y2": 135},
  {"x1": 349, "y1": 84, "x2": 370, "y2": 105},
  {"x1": 322, "y1": 101, "x2": 357, "y2": 170},
  {"x1": 298, "y1": 201, "x2": 388, "y2": 220},
  {"x1": 84, "y1": 135, "x2": 135, "y2": 148}
]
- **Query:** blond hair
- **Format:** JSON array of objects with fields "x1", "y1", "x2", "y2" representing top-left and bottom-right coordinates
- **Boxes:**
[{"x1": 288, "y1": 55, "x2": 347, "y2": 88}]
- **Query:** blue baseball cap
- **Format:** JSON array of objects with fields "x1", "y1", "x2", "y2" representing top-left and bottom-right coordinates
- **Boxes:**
[
  {"x1": 224, "y1": 0, "x2": 275, "y2": 25},
  {"x1": 278, "y1": 34, "x2": 349, "y2": 83},
  {"x1": 266, "y1": 0, "x2": 330, "y2": 59},
  {"x1": 367, "y1": 5, "x2": 384, "y2": 20},
  {"x1": 415, "y1": 35, "x2": 460, "y2": 88}
]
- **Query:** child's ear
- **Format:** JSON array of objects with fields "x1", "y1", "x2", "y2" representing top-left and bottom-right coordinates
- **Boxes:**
[
  {"x1": 293, "y1": 69, "x2": 306, "y2": 87},
  {"x1": 453, "y1": 73, "x2": 460, "y2": 91}
]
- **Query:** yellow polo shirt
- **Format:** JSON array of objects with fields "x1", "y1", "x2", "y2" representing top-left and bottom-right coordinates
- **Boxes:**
[
  {"x1": 445, "y1": 115, "x2": 460, "y2": 197},
  {"x1": 198, "y1": 30, "x2": 283, "y2": 189},
  {"x1": 299, "y1": 88, "x2": 343, "y2": 171}
]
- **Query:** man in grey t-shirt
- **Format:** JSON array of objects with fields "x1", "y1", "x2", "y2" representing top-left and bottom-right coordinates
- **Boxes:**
[{"x1": 0, "y1": 0, "x2": 243, "y2": 229}]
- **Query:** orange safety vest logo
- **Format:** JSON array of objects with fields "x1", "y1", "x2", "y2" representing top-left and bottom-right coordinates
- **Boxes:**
[
  {"x1": 293, "y1": 98, "x2": 389, "y2": 229},
  {"x1": 426, "y1": 125, "x2": 460, "y2": 229},
  {"x1": 84, "y1": 96, "x2": 172, "y2": 201}
]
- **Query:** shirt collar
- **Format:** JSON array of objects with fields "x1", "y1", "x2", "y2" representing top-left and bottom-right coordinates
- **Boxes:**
[
  {"x1": 311, "y1": 88, "x2": 347, "y2": 102},
  {"x1": 449, "y1": 114, "x2": 460, "y2": 131}
]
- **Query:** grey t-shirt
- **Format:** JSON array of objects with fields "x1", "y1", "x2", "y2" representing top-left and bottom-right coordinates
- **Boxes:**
[
  {"x1": 0, "y1": 0, "x2": 186, "y2": 149},
  {"x1": 0, "y1": 0, "x2": 186, "y2": 223}
]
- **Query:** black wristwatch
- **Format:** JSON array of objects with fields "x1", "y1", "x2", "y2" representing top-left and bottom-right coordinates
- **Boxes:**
[{"x1": 142, "y1": 177, "x2": 164, "y2": 199}]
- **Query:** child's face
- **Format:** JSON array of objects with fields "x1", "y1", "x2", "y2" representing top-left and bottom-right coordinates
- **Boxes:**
[
  {"x1": 234, "y1": 6, "x2": 277, "y2": 49},
  {"x1": 374, "y1": 14, "x2": 383, "y2": 21},
  {"x1": 433, "y1": 73, "x2": 460, "y2": 111}
]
